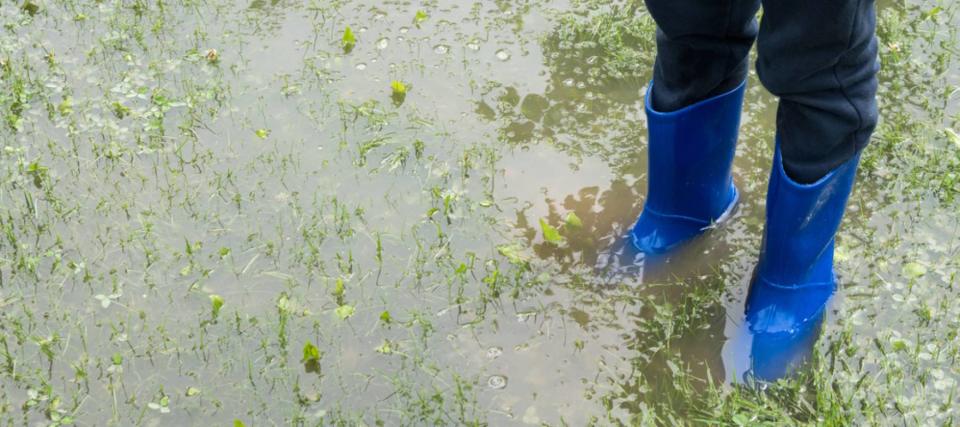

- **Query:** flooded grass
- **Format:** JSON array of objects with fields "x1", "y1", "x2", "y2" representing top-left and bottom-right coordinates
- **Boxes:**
[{"x1": 0, "y1": 0, "x2": 958, "y2": 424}]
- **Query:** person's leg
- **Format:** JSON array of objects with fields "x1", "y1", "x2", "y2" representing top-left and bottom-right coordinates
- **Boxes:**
[
  {"x1": 632, "y1": 0, "x2": 761, "y2": 253},
  {"x1": 757, "y1": 0, "x2": 879, "y2": 183},
  {"x1": 745, "y1": 0, "x2": 879, "y2": 380},
  {"x1": 645, "y1": 0, "x2": 761, "y2": 111}
]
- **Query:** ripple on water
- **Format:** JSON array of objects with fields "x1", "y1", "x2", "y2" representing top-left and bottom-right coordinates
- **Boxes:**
[{"x1": 487, "y1": 375, "x2": 508, "y2": 390}]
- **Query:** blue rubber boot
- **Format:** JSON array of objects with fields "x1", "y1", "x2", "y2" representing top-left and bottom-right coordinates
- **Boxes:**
[
  {"x1": 744, "y1": 139, "x2": 861, "y2": 381},
  {"x1": 631, "y1": 80, "x2": 746, "y2": 253}
]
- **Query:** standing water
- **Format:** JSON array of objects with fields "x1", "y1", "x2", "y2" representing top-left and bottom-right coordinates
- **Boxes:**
[{"x1": 0, "y1": 0, "x2": 958, "y2": 424}]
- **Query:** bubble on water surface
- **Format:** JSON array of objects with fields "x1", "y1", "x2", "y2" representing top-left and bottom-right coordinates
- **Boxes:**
[
  {"x1": 487, "y1": 375, "x2": 507, "y2": 390},
  {"x1": 486, "y1": 346, "x2": 503, "y2": 359},
  {"x1": 433, "y1": 44, "x2": 449, "y2": 55},
  {"x1": 399, "y1": 26, "x2": 409, "y2": 34},
  {"x1": 562, "y1": 78, "x2": 575, "y2": 87},
  {"x1": 495, "y1": 49, "x2": 511, "y2": 61},
  {"x1": 376, "y1": 37, "x2": 389, "y2": 50},
  {"x1": 355, "y1": 63, "x2": 366, "y2": 70},
  {"x1": 466, "y1": 40, "x2": 480, "y2": 51}
]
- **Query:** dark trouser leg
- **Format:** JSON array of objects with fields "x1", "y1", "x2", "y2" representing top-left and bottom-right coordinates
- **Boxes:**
[
  {"x1": 644, "y1": 0, "x2": 761, "y2": 112},
  {"x1": 757, "y1": 0, "x2": 879, "y2": 183}
]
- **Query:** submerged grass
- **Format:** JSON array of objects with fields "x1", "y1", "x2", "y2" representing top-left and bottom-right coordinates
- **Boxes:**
[{"x1": 0, "y1": 0, "x2": 957, "y2": 425}]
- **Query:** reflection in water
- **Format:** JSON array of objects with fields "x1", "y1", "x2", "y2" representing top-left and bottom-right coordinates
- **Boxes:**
[
  {"x1": 511, "y1": 178, "x2": 747, "y2": 286},
  {"x1": 479, "y1": 0, "x2": 947, "y2": 422},
  {"x1": 513, "y1": 181, "x2": 637, "y2": 272},
  {"x1": 746, "y1": 312, "x2": 825, "y2": 382},
  {"x1": 482, "y1": 0, "x2": 832, "y2": 418},
  {"x1": 724, "y1": 270, "x2": 832, "y2": 384},
  {"x1": 3, "y1": 0, "x2": 955, "y2": 422}
]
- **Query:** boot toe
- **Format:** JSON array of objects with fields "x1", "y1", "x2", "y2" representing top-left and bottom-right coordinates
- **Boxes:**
[
  {"x1": 630, "y1": 208, "x2": 710, "y2": 253},
  {"x1": 741, "y1": 277, "x2": 834, "y2": 381},
  {"x1": 745, "y1": 276, "x2": 836, "y2": 335},
  {"x1": 631, "y1": 185, "x2": 738, "y2": 253},
  {"x1": 746, "y1": 309, "x2": 825, "y2": 382}
]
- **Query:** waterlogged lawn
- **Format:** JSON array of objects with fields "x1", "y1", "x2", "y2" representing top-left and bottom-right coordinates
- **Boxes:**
[{"x1": 0, "y1": 0, "x2": 958, "y2": 425}]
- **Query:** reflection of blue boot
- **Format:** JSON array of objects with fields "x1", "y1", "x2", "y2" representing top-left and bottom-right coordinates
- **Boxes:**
[
  {"x1": 631, "y1": 81, "x2": 745, "y2": 253},
  {"x1": 745, "y1": 139, "x2": 860, "y2": 381},
  {"x1": 747, "y1": 311, "x2": 824, "y2": 382}
]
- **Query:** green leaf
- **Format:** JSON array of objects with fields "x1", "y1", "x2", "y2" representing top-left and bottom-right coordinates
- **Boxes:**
[
  {"x1": 413, "y1": 10, "x2": 428, "y2": 27},
  {"x1": 234, "y1": 420, "x2": 247, "y2": 427},
  {"x1": 945, "y1": 128, "x2": 960, "y2": 147},
  {"x1": 332, "y1": 277, "x2": 345, "y2": 302},
  {"x1": 539, "y1": 218, "x2": 563, "y2": 244},
  {"x1": 375, "y1": 340, "x2": 394, "y2": 354},
  {"x1": 111, "y1": 101, "x2": 131, "y2": 119},
  {"x1": 564, "y1": 212, "x2": 582, "y2": 228},
  {"x1": 58, "y1": 96, "x2": 73, "y2": 116},
  {"x1": 379, "y1": 310, "x2": 392, "y2": 324},
  {"x1": 185, "y1": 387, "x2": 201, "y2": 397},
  {"x1": 255, "y1": 128, "x2": 269, "y2": 139},
  {"x1": 496, "y1": 243, "x2": 529, "y2": 264},
  {"x1": 342, "y1": 26, "x2": 356, "y2": 53},
  {"x1": 904, "y1": 262, "x2": 927, "y2": 278},
  {"x1": 21, "y1": 0, "x2": 39, "y2": 16},
  {"x1": 390, "y1": 80, "x2": 408, "y2": 106},
  {"x1": 276, "y1": 293, "x2": 291, "y2": 313},
  {"x1": 209, "y1": 294, "x2": 224, "y2": 318},
  {"x1": 922, "y1": 6, "x2": 942, "y2": 20},
  {"x1": 335, "y1": 304, "x2": 355, "y2": 320},
  {"x1": 111, "y1": 352, "x2": 122, "y2": 366},
  {"x1": 391, "y1": 80, "x2": 407, "y2": 95},
  {"x1": 302, "y1": 341, "x2": 321, "y2": 363}
]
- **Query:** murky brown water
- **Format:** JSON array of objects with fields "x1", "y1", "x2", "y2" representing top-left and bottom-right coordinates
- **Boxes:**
[{"x1": 0, "y1": 0, "x2": 957, "y2": 424}]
